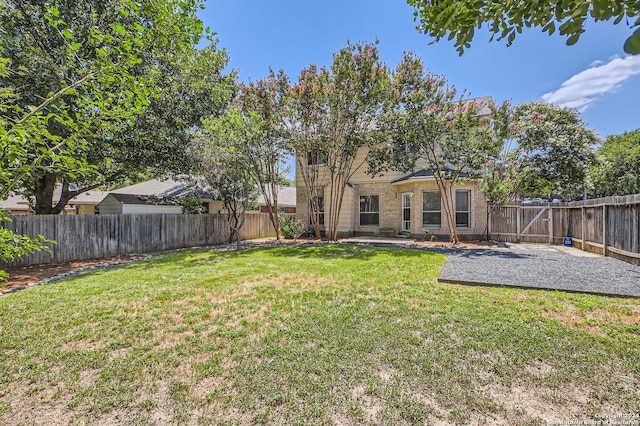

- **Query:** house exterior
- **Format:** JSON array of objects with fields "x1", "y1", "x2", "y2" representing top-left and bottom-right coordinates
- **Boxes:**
[
  {"x1": 97, "y1": 193, "x2": 184, "y2": 214},
  {"x1": 295, "y1": 97, "x2": 493, "y2": 240},
  {"x1": 69, "y1": 190, "x2": 110, "y2": 214},
  {"x1": 110, "y1": 178, "x2": 222, "y2": 213},
  {"x1": 254, "y1": 186, "x2": 297, "y2": 214},
  {"x1": 295, "y1": 154, "x2": 487, "y2": 240}
]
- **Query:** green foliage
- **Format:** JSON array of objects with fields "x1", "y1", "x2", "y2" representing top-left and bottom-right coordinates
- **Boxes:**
[
  {"x1": 179, "y1": 194, "x2": 207, "y2": 214},
  {"x1": 198, "y1": 109, "x2": 260, "y2": 250},
  {"x1": 0, "y1": 213, "x2": 53, "y2": 281},
  {"x1": 367, "y1": 52, "x2": 500, "y2": 243},
  {"x1": 236, "y1": 70, "x2": 292, "y2": 239},
  {"x1": 408, "y1": 0, "x2": 640, "y2": 55},
  {"x1": 1, "y1": 0, "x2": 235, "y2": 214},
  {"x1": 509, "y1": 102, "x2": 598, "y2": 198},
  {"x1": 290, "y1": 41, "x2": 391, "y2": 240},
  {"x1": 477, "y1": 102, "x2": 521, "y2": 205},
  {"x1": 278, "y1": 216, "x2": 306, "y2": 240},
  {"x1": 590, "y1": 129, "x2": 640, "y2": 196}
]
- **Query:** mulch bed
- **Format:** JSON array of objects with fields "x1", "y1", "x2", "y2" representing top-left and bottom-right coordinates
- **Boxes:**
[{"x1": 1, "y1": 255, "x2": 147, "y2": 296}]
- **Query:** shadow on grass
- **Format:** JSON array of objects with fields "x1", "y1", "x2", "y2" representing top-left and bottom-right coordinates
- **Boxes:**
[
  {"x1": 115, "y1": 243, "x2": 440, "y2": 275},
  {"x1": 424, "y1": 247, "x2": 532, "y2": 260}
]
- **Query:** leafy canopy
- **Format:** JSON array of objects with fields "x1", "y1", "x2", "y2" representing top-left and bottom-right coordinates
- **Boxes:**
[
  {"x1": 408, "y1": 0, "x2": 640, "y2": 55},
  {"x1": 590, "y1": 129, "x2": 640, "y2": 196}
]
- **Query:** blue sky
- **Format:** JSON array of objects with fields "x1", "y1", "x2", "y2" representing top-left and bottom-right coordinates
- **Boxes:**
[{"x1": 200, "y1": 0, "x2": 640, "y2": 140}]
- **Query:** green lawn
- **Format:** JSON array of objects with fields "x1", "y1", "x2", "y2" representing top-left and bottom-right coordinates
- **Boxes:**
[{"x1": 0, "y1": 244, "x2": 638, "y2": 425}]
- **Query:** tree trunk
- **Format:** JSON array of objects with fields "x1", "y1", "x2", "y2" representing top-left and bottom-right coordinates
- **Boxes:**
[
  {"x1": 33, "y1": 174, "x2": 98, "y2": 214},
  {"x1": 236, "y1": 227, "x2": 242, "y2": 251},
  {"x1": 33, "y1": 173, "x2": 59, "y2": 214}
]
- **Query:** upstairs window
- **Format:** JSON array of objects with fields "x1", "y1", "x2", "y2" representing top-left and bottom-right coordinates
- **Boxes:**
[{"x1": 306, "y1": 151, "x2": 327, "y2": 166}]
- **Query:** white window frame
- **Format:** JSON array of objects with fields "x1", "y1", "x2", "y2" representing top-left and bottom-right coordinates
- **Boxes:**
[
  {"x1": 422, "y1": 191, "x2": 441, "y2": 227},
  {"x1": 455, "y1": 190, "x2": 471, "y2": 228}
]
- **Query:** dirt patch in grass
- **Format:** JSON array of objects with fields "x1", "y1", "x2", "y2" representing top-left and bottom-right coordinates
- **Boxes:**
[{"x1": 1, "y1": 255, "x2": 146, "y2": 295}]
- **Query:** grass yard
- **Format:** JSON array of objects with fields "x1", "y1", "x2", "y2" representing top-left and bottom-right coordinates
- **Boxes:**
[{"x1": 0, "y1": 244, "x2": 639, "y2": 425}]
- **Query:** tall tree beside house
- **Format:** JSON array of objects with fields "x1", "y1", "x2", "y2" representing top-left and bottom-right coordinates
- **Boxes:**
[
  {"x1": 1, "y1": 0, "x2": 235, "y2": 214},
  {"x1": 290, "y1": 41, "x2": 391, "y2": 241},
  {"x1": 589, "y1": 129, "x2": 640, "y2": 196},
  {"x1": 235, "y1": 70, "x2": 291, "y2": 240},
  {"x1": 408, "y1": 0, "x2": 640, "y2": 55},
  {"x1": 368, "y1": 52, "x2": 500, "y2": 244},
  {"x1": 288, "y1": 64, "x2": 329, "y2": 238},
  {"x1": 197, "y1": 110, "x2": 259, "y2": 251},
  {"x1": 509, "y1": 102, "x2": 598, "y2": 199}
]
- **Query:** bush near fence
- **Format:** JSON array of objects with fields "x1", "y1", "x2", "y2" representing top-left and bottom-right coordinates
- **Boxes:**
[
  {"x1": 1, "y1": 213, "x2": 288, "y2": 268},
  {"x1": 489, "y1": 194, "x2": 640, "y2": 265}
]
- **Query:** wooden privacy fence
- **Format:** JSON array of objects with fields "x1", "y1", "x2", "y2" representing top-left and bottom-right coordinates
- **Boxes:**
[
  {"x1": 489, "y1": 194, "x2": 640, "y2": 265},
  {"x1": 1, "y1": 212, "x2": 285, "y2": 268}
]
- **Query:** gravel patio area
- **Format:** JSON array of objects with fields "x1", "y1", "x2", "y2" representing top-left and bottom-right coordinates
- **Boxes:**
[
  {"x1": 342, "y1": 237, "x2": 640, "y2": 298},
  {"x1": 436, "y1": 243, "x2": 640, "y2": 298}
]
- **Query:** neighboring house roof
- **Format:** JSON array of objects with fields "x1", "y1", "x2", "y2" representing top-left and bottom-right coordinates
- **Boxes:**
[
  {"x1": 108, "y1": 193, "x2": 182, "y2": 206},
  {"x1": 69, "y1": 190, "x2": 110, "y2": 205},
  {"x1": 0, "y1": 194, "x2": 31, "y2": 212},
  {"x1": 113, "y1": 178, "x2": 216, "y2": 200},
  {"x1": 391, "y1": 169, "x2": 469, "y2": 185},
  {"x1": 256, "y1": 186, "x2": 296, "y2": 208}
]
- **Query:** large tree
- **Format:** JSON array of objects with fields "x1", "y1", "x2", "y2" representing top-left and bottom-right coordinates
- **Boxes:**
[
  {"x1": 408, "y1": 0, "x2": 640, "y2": 55},
  {"x1": 509, "y1": 102, "x2": 598, "y2": 199},
  {"x1": 590, "y1": 129, "x2": 640, "y2": 196},
  {"x1": 1, "y1": 0, "x2": 234, "y2": 214},
  {"x1": 236, "y1": 70, "x2": 291, "y2": 240},
  {"x1": 290, "y1": 41, "x2": 391, "y2": 241},
  {"x1": 198, "y1": 110, "x2": 259, "y2": 251},
  {"x1": 367, "y1": 52, "x2": 500, "y2": 244}
]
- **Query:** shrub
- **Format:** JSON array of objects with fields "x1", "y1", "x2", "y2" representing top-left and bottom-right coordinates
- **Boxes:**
[{"x1": 279, "y1": 216, "x2": 306, "y2": 241}]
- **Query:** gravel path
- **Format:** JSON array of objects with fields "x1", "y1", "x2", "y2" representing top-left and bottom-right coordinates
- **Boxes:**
[{"x1": 436, "y1": 243, "x2": 640, "y2": 298}]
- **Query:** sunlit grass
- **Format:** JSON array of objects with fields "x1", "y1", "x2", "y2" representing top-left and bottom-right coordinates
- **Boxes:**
[{"x1": 0, "y1": 244, "x2": 638, "y2": 425}]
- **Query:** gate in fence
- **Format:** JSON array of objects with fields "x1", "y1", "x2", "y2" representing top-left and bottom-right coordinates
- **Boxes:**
[{"x1": 488, "y1": 194, "x2": 640, "y2": 265}]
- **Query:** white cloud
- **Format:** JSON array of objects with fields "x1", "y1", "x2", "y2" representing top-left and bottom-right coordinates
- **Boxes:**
[{"x1": 541, "y1": 55, "x2": 640, "y2": 112}]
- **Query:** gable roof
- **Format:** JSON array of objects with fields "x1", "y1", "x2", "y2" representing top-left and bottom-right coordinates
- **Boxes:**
[
  {"x1": 107, "y1": 193, "x2": 182, "y2": 206},
  {"x1": 0, "y1": 194, "x2": 31, "y2": 212},
  {"x1": 391, "y1": 168, "x2": 469, "y2": 185},
  {"x1": 255, "y1": 186, "x2": 296, "y2": 208},
  {"x1": 69, "y1": 190, "x2": 110, "y2": 205},
  {"x1": 113, "y1": 178, "x2": 216, "y2": 200}
]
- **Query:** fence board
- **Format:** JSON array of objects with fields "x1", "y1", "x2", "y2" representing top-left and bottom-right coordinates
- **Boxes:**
[{"x1": 1, "y1": 213, "x2": 288, "y2": 268}]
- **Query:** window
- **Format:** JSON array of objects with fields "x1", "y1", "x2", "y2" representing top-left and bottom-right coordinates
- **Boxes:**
[
  {"x1": 422, "y1": 191, "x2": 441, "y2": 227},
  {"x1": 306, "y1": 151, "x2": 327, "y2": 166},
  {"x1": 359, "y1": 195, "x2": 379, "y2": 226},
  {"x1": 456, "y1": 190, "x2": 470, "y2": 227},
  {"x1": 310, "y1": 197, "x2": 324, "y2": 225}
]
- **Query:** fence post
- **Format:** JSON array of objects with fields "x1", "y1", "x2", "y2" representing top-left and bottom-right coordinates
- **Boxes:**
[
  {"x1": 548, "y1": 207, "x2": 554, "y2": 245},
  {"x1": 487, "y1": 205, "x2": 492, "y2": 240},
  {"x1": 602, "y1": 204, "x2": 607, "y2": 256},
  {"x1": 581, "y1": 207, "x2": 585, "y2": 251},
  {"x1": 516, "y1": 206, "x2": 521, "y2": 243}
]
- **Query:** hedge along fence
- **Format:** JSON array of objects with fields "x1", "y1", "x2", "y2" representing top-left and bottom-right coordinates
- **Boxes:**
[
  {"x1": 489, "y1": 194, "x2": 640, "y2": 265},
  {"x1": 1, "y1": 212, "x2": 288, "y2": 268}
]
